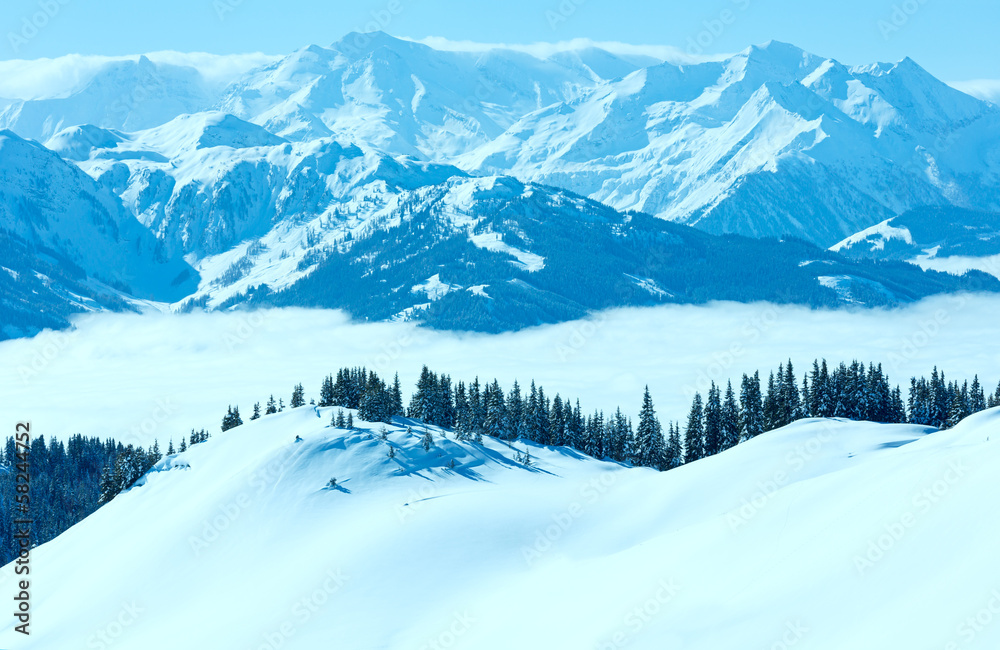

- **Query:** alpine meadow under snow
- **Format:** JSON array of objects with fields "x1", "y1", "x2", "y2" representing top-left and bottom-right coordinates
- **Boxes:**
[
  {"x1": 3, "y1": 23, "x2": 1000, "y2": 650},
  {"x1": 3, "y1": 400, "x2": 1000, "y2": 649}
]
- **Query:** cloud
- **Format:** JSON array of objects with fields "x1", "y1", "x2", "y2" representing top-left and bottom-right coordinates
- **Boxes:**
[
  {"x1": 401, "y1": 36, "x2": 731, "y2": 65},
  {"x1": 0, "y1": 52, "x2": 279, "y2": 101},
  {"x1": 949, "y1": 79, "x2": 1000, "y2": 105},
  {"x1": 142, "y1": 51, "x2": 281, "y2": 85},
  {"x1": 2, "y1": 295, "x2": 997, "y2": 448}
]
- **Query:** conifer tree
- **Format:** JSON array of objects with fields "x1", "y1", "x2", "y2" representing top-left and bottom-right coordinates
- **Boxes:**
[
  {"x1": 409, "y1": 366, "x2": 435, "y2": 423},
  {"x1": 291, "y1": 383, "x2": 306, "y2": 408},
  {"x1": 721, "y1": 381, "x2": 740, "y2": 451},
  {"x1": 740, "y1": 372, "x2": 764, "y2": 440},
  {"x1": 391, "y1": 373, "x2": 405, "y2": 416},
  {"x1": 549, "y1": 395, "x2": 566, "y2": 446},
  {"x1": 783, "y1": 360, "x2": 801, "y2": 423},
  {"x1": 469, "y1": 378, "x2": 484, "y2": 437},
  {"x1": 703, "y1": 382, "x2": 723, "y2": 457},
  {"x1": 605, "y1": 408, "x2": 629, "y2": 462},
  {"x1": 684, "y1": 393, "x2": 705, "y2": 464},
  {"x1": 585, "y1": 411, "x2": 604, "y2": 458},
  {"x1": 221, "y1": 405, "x2": 243, "y2": 432},
  {"x1": 346, "y1": 412, "x2": 354, "y2": 429},
  {"x1": 319, "y1": 375, "x2": 335, "y2": 407},
  {"x1": 567, "y1": 399, "x2": 584, "y2": 450},
  {"x1": 535, "y1": 387, "x2": 550, "y2": 445},
  {"x1": 484, "y1": 381, "x2": 508, "y2": 440},
  {"x1": 266, "y1": 395, "x2": 277, "y2": 415},
  {"x1": 507, "y1": 381, "x2": 524, "y2": 440},
  {"x1": 422, "y1": 429, "x2": 433, "y2": 452},
  {"x1": 763, "y1": 371, "x2": 779, "y2": 431},
  {"x1": 665, "y1": 422, "x2": 683, "y2": 470},
  {"x1": 438, "y1": 374, "x2": 455, "y2": 429},
  {"x1": 454, "y1": 381, "x2": 471, "y2": 440},
  {"x1": 634, "y1": 386, "x2": 663, "y2": 469},
  {"x1": 251, "y1": 402, "x2": 261, "y2": 421},
  {"x1": 971, "y1": 376, "x2": 986, "y2": 413},
  {"x1": 945, "y1": 391, "x2": 966, "y2": 429},
  {"x1": 524, "y1": 381, "x2": 540, "y2": 442}
]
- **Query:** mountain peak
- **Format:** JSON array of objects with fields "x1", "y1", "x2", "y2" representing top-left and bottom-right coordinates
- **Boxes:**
[
  {"x1": 742, "y1": 40, "x2": 810, "y2": 64},
  {"x1": 730, "y1": 40, "x2": 822, "y2": 81},
  {"x1": 332, "y1": 31, "x2": 416, "y2": 57}
]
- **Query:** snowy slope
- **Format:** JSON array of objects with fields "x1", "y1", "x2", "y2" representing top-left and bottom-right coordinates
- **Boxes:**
[
  {"x1": 3, "y1": 404, "x2": 1000, "y2": 649},
  {"x1": 6, "y1": 37, "x2": 1000, "y2": 249},
  {"x1": 217, "y1": 33, "x2": 636, "y2": 159},
  {"x1": 833, "y1": 206, "x2": 1000, "y2": 280},
  {"x1": 460, "y1": 42, "x2": 1000, "y2": 245},
  {"x1": 38, "y1": 109, "x2": 991, "y2": 326},
  {"x1": 0, "y1": 130, "x2": 198, "y2": 301},
  {"x1": 0, "y1": 53, "x2": 275, "y2": 142}
]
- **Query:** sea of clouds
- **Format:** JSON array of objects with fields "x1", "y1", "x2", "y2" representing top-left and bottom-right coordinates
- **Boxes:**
[{"x1": 2, "y1": 294, "x2": 998, "y2": 449}]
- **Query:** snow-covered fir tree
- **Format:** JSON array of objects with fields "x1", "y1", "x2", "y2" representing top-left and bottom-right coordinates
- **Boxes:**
[{"x1": 684, "y1": 393, "x2": 704, "y2": 464}]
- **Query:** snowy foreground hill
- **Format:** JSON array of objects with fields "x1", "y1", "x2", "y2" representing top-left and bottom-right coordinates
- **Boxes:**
[{"x1": 4, "y1": 406, "x2": 1000, "y2": 649}]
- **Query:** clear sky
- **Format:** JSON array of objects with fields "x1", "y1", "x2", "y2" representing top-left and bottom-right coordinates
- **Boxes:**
[{"x1": 1, "y1": 0, "x2": 996, "y2": 81}]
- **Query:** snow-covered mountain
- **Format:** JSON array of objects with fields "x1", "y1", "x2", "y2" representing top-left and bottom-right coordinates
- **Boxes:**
[
  {"x1": 216, "y1": 33, "x2": 646, "y2": 158},
  {"x1": 0, "y1": 32, "x2": 1000, "y2": 251},
  {"x1": 29, "y1": 107, "x2": 993, "y2": 331},
  {"x1": 7, "y1": 34, "x2": 996, "y2": 250},
  {"x1": 50, "y1": 111, "x2": 463, "y2": 260},
  {"x1": 832, "y1": 206, "x2": 1000, "y2": 281},
  {"x1": 4, "y1": 402, "x2": 999, "y2": 649},
  {"x1": 0, "y1": 130, "x2": 198, "y2": 337},
  {"x1": 461, "y1": 42, "x2": 1000, "y2": 246},
  {"x1": 0, "y1": 56, "x2": 225, "y2": 143},
  {"x1": 4, "y1": 34, "x2": 1000, "y2": 334},
  {"x1": 211, "y1": 35, "x2": 1000, "y2": 247}
]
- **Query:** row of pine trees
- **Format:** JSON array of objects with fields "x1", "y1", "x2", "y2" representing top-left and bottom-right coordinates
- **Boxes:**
[
  {"x1": 227, "y1": 360, "x2": 1000, "y2": 472},
  {"x1": 3, "y1": 359, "x2": 997, "y2": 564}
]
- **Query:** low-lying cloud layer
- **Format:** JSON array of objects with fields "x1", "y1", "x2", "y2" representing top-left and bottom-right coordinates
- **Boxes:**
[{"x1": 2, "y1": 295, "x2": 998, "y2": 448}]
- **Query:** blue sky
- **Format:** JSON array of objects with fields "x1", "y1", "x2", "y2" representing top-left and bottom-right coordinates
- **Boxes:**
[{"x1": 1, "y1": 0, "x2": 996, "y2": 81}]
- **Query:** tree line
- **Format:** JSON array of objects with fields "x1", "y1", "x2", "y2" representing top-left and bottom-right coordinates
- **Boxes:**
[
  {"x1": 2, "y1": 359, "x2": 996, "y2": 567},
  {"x1": 227, "y1": 360, "x2": 1000, "y2": 473}
]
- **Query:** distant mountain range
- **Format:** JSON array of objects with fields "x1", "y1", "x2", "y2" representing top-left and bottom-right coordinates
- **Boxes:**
[{"x1": 1, "y1": 34, "x2": 999, "y2": 336}]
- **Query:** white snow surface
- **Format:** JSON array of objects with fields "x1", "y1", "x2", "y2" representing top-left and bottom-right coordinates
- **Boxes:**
[
  {"x1": 831, "y1": 218, "x2": 916, "y2": 253},
  {"x1": 470, "y1": 232, "x2": 546, "y2": 272},
  {"x1": 3, "y1": 400, "x2": 1000, "y2": 648},
  {"x1": 411, "y1": 274, "x2": 459, "y2": 300}
]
